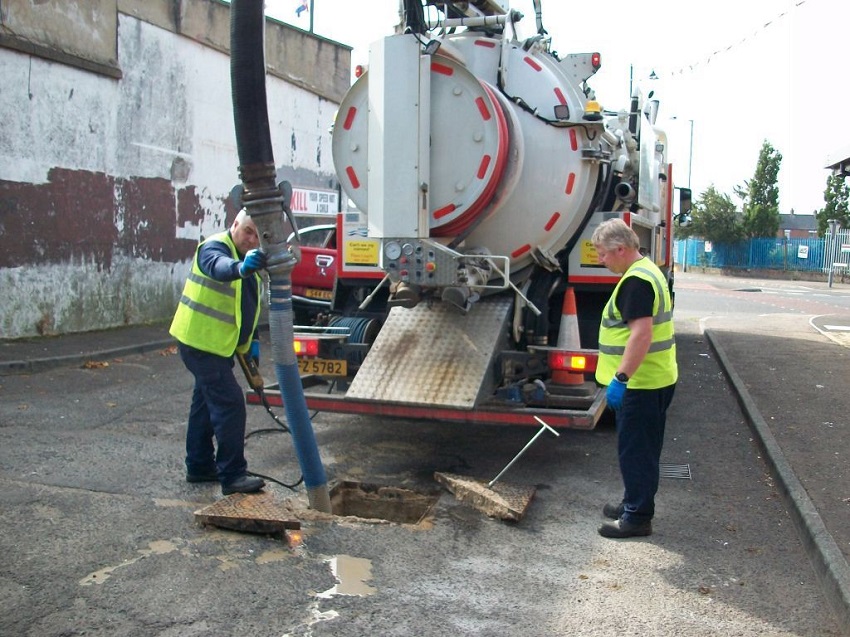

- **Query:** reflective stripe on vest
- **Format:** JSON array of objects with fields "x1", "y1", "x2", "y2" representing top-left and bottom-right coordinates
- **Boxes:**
[
  {"x1": 169, "y1": 232, "x2": 260, "y2": 357},
  {"x1": 595, "y1": 258, "x2": 678, "y2": 389},
  {"x1": 600, "y1": 266, "x2": 673, "y2": 330}
]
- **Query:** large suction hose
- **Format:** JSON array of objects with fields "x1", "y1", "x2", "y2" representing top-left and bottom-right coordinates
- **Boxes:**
[{"x1": 230, "y1": 0, "x2": 330, "y2": 513}]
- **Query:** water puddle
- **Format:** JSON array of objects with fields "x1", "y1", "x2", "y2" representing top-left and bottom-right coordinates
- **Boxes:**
[
  {"x1": 79, "y1": 540, "x2": 179, "y2": 586},
  {"x1": 317, "y1": 555, "x2": 376, "y2": 598},
  {"x1": 256, "y1": 548, "x2": 290, "y2": 564},
  {"x1": 283, "y1": 602, "x2": 339, "y2": 636}
]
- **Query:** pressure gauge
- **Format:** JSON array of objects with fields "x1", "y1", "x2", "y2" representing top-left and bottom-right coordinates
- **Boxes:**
[
  {"x1": 402, "y1": 243, "x2": 415, "y2": 256},
  {"x1": 384, "y1": 241, "x2": 402, "y2": 260}
]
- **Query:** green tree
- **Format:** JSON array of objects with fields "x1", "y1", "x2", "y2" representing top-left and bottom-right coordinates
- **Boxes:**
[
  {"x1": 743, "y1": 140, "x2": 782, "y2": 238},
  {"x1": 682, "y1": 184, "x2": 744, "y2": 243},
  {"x1": 815, "y1": 173, "x2": 850, "y2": 236}
]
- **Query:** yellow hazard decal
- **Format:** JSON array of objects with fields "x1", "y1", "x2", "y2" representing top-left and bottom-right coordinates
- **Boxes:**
[
  {"x1": 344, "y1": 240, "x2": 380, "y2": 266},
  {"x1": 580, "y1": 240, "x2": 602, "y2": 267}
]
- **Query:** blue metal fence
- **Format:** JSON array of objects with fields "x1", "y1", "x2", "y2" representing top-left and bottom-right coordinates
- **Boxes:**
[{"x1": 674, "y1": 237, "x2": 827, "y2": 272}]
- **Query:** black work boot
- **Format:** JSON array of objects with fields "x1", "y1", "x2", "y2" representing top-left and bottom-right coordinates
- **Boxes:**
[
  {"x1": 222, "y1": 475, "x2": 265, "y2": 495},
  {"x1": 602, "y1": 502, "x2": 624, "y2": 520},
  {"x1": 598, "y1": 518, "x2": 652, "y2": 538}
]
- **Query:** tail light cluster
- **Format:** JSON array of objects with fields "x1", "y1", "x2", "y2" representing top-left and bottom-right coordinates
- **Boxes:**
[
  {"x1": 293, "y1": 337, "x2": 319, "y2": 357},
  {"x1": 548, "y1": 349, "x2": 598, "y2": 373}
]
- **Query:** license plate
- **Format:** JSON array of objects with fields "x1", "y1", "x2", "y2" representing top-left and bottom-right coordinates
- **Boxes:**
[
  {"x1": 305, "y1": 288, "x2": 333, "y2": 300},
  {"x1": 298, "y1": 358, "x2": 347, "y2": 376}
]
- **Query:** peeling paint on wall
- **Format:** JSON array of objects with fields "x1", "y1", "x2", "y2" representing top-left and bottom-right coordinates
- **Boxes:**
[
  {"x1": 0, "y1": 11, "x2": 340, "y2": 339},
  {"x1": 0, "y1": 169, "x2": 202, "y2": 270}
]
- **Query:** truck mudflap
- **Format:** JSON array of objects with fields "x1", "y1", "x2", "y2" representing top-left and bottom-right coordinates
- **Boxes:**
[{"x1": 246, "y1": 381, "x2": 609, "y2": 430}]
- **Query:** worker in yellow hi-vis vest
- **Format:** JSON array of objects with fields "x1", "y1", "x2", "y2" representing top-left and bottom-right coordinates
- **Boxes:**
[
  {"x1": 592, "y1": 219, "x2": 678, "y2": 539},
  {"x1": 170, "y1": 209, "x2": 267, "y2": 496}
]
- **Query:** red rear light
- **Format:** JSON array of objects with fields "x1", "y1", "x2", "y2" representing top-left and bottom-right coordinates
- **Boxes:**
[
  {"x1": 591, "y1": 52, "x2": 601, "y2": 69},
  {"x1": 354, "y1": 64, "x2": 366, "y2": 78},
  {"x1": 293, "y1": 337, "x2": 319, "y2": 357},
  {"x1": 548, "y1": 349, "x2": 598, "y2": 373}
]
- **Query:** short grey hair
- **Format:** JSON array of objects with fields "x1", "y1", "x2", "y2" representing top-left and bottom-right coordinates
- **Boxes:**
[
  {"x1": 591, "y1": 218, "x2": 640, "y2": 251},
  {"x1": 234, "y1": 208, "x2": 252, "y2": 224}
]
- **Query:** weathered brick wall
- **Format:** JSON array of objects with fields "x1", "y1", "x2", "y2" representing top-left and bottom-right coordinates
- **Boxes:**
[{"x1": 0, "y1": 0, "x2": 350, "y2": 338}]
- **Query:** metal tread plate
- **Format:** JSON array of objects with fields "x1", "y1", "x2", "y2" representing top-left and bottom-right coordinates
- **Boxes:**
[
  {"x1": 194, "y1": 492, "x2": 301, "y2": 535},
  {"x1": 346, "y1": 297, "x2": 512, "y2": 408}
]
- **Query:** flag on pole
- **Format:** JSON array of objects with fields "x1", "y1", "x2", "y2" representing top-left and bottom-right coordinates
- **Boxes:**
[{"x1": 295, "y1": 1, "x2": 308, "y2": 17}]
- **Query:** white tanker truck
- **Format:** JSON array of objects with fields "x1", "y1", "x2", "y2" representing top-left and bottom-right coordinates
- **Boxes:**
[{"x1": 253, "y1": 0, "x2": 690, "y2": 428}]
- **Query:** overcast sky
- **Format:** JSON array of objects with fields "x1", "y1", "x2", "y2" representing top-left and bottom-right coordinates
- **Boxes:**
[{"x1": 264, "y1": 0, "x2": 849, "y2": 215}]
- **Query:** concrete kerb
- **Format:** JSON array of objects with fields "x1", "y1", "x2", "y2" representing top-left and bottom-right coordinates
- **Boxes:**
[
  {"x1": 706, "y1": 329, "x2": 850, "y2": 633},
  {"x1": 0, "y1": 339, "x2": 175, "y2": 376}
]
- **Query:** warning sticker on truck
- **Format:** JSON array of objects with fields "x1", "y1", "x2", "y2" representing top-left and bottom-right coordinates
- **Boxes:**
[
  {"x1": 344, "y1": 240, "x2": 380, "y2": 266},
  {"x1": 579, "y1": 240, "x2": 604, "y2": 268}
]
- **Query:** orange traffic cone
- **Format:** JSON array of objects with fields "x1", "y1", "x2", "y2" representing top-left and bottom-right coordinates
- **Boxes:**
[{"x1": 552, "y1": 287, "x2": 584, "y2": 385}]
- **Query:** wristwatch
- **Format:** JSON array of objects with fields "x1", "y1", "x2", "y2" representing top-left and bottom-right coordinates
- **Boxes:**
[{"x1": 615, "y1": 372, "x2": 629, "y2": 383}]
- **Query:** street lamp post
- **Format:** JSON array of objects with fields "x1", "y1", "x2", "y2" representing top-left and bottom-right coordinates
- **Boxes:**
[
  {"x1": 629, "y1": 65, "x2": 659, "y2": 98},
  {"x1": 827, "y1": 218, "x2": 840, "y2": 288},
  {"x1": 671, "y1": 117, "x2": 695, "y2": 189},
  {"x1": 687, "y1": 118, "x2": 694, "y2": 189},
  {"x1": 671, "y1": 117, "x2": 695, "y2": 272}
]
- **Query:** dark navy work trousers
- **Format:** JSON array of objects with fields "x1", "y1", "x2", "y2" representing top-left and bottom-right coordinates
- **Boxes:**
[
  {"x1": 616, "y1": 383, "x2": 676, "y2": 524},
  {"x1": 178, "y1": 343, "x2": 247, "y2": 483}
]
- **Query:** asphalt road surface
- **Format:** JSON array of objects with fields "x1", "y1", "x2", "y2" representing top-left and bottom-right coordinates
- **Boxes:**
[{"x1": 0, "y1": 275, "x2": 846, "y2": 636}]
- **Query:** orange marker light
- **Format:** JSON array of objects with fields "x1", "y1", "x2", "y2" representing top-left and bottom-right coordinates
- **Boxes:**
[
  {"x1": 548, "y1": 350, "x2": 598, "y2": 373},
  {"x1": 570, "y1": 355, "x2": 587, "y2": 371}
]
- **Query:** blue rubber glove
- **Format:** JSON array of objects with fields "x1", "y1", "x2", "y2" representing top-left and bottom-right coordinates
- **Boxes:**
[
  {"x1": 238, "y1": 249, "x2": 267, "y2": 278},
  {"x1": 606, "y1": 378, "x2": 627, "y2": 410},
  {"x1": 249, "y1": 340, "x2": 260, "y2": 366}
]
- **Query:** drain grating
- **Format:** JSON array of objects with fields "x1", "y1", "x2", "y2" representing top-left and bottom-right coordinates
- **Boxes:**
[
  {"x1": 660, "y1": 463, "x2": 692, "y2": 479},
  {"x1": 330, "y1": 481, "x2": 439, "y2": 525}
]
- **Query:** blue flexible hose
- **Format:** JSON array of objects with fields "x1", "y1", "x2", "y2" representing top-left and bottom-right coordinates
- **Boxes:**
[
  {"x1": 230, "y1": 0, "x2": 330, "y2": 512},
  {"x1": 268, "y1": 273, "x2": 331, "y2": 510}
]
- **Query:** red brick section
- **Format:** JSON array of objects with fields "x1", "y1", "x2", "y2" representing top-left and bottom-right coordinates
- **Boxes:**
[{"x1": 0, "y1": 167, "x2": 219, "y2": 269}]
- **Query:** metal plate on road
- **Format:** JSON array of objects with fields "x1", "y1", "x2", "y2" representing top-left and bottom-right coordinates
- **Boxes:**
[{"x1": 194, "y1": 492, "x2": 301, "y2": 536}]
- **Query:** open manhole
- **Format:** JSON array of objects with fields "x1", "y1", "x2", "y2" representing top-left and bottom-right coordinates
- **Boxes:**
[
  {"x1": 194, "y1": 481, "x2": 440, "y2": 538},
  {"x1": 330, "y1": 481, "x2": 439, "y2": 525}
]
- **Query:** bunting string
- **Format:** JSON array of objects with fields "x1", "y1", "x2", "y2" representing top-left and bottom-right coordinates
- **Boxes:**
[{"x1": 654, "y1": 0, "x2": 809, "y2": 79}]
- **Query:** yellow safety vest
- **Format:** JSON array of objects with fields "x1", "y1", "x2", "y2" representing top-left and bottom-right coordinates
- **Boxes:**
[
  {"x1": 169, "y1": 231, "x2": 261, "y2": 357},
  {"x1": 595, "y1": 258, "x2": 678, "y2": 389}
]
